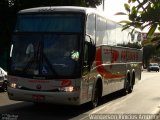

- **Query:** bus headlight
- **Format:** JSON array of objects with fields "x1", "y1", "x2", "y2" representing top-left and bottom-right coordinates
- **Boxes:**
[
  {"x1": 9, "y1": 83, "x2": 22, "y2": 89},
  {"x1": 58, "y1": 86, "x2": 80, "y2": 92},
  {"x1": 9, "y1": 83, "x2": 17, "y2": 88},
  {"x1": 59, "y1": 86, "x2": 74, "y2": 92}
]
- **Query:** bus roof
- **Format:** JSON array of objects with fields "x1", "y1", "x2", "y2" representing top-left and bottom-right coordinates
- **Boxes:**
[
  {"x1": 18, "y1": 6, "x2": 112, "y2": 24},
  {"x1": 18, "y1": 6, "x2": 97, "y2": 14},
  {"x1": 18, "y1": 6, "x2": 142, "y2": 33}
]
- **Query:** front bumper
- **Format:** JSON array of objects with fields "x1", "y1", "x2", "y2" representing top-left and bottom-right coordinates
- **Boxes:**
[{"x1": 7, "y1": 87, "x2": 81, "y2": 105}]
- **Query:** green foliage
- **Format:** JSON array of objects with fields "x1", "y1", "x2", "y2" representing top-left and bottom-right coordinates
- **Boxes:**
[
  {"x1": 9, "y1": 0, "x2": 102, "y2": 9},
  {"x1": 0, "y1": 0, "x2": 16, "y2": 47},
  {"x1": 118, "y1": 0, "x2": 160, "y2": 42},
  {"x1": 118, "y1": 42, "x2": 142, "y2": 49},
  {"x1": 143, "y1": 45, "x2": 155, "y2": 67},
  {"x1": 86, "y1": 0, "x2": 102, "y2": 7},
  {"x1": 124, "y1": 3, "x2": 130, "y2": 13},
  {"x1": 117, "y1": 0, "x2": 160, "y2": 66}
]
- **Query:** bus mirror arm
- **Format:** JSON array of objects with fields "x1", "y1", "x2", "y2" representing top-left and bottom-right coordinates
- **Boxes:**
[
  {"x1": 89, "y1": 45, "x2": 96, "y2": 64},
  {"x1": 85, "y1": 34, "x2": 96, "y2": 64},
  {"x1": 85, "y1": 34, "x2": 94, "y2": 44}
]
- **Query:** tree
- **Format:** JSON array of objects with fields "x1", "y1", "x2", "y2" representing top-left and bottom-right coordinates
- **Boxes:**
[
  {"x1": 143, "y1": 45, "x2": 155, "y2": 67},
  {"x1": 9, "y1": 0, "x2": 102, "y2": 9},
  {"x1": 116, "y1": 0, "x2": 160, "y2": 67},
  {"x1": 0, "y1": 0, "x2": 17, "y2": 70},
  {"x1": 116, "y1": 0, "x2": 160, "y2": 45}
]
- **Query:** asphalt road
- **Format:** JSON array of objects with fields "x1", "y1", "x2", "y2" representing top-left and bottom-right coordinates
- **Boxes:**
[{"x1": 0, "y1": 70, "x2": 160, "y2": 120}]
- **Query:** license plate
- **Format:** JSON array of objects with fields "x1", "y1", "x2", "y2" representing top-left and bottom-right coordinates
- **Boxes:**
[{"x1": 32, "y1": 95, "x2": 45, "y2": 101}]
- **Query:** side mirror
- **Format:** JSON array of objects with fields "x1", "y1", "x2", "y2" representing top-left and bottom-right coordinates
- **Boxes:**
[{"x1": 89, "y1": 45, "x2": 96, "y2": 63}]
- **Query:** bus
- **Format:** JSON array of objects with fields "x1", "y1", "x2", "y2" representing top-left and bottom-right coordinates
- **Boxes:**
[{"x1": 7, "y1": 6, "x2": 142, "y2": 108}]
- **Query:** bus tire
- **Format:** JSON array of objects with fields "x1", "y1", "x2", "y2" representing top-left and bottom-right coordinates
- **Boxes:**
[
  {"x1": 128, "y1": 81, "x2": 133, "y2": 93},
  {"x1": 129, "y1": 73, "x2": 135, "y2": 93},
  {"x1": 90, "y1": 83, "x2": 100, "y2": 109},
  {"x1": 122, "y1": 76, "x2": 130, "y2": 95},
  {"x1": 2, "y1": 81, "x2": 7, "y2": 91}
]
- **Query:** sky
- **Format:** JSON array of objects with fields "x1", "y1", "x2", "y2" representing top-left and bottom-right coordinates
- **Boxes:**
[
  {"x1": 97, "y1": 0, "x2": 151, "y2": 33},
  {"x1": 97, "y1": 0, "x2": 128, "y2": 22}
]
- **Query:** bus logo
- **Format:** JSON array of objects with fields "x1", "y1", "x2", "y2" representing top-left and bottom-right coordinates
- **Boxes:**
[{"x1": 61, "y1": 80, "x2": 72, "y2": 87}]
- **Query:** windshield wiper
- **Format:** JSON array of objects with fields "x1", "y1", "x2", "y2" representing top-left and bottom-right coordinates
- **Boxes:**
[
  {"x1": 22, "y1": 40, "x2": 41, "y2": 74},
  {"x1": 22, "y1": 40, "x2": 58, "y2": 76}
]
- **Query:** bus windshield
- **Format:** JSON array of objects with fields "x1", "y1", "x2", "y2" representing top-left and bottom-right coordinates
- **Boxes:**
[
  {"x1": 11, "y1": 33, "x2": 80, "y2": 78},
  {"x1": 10, "y1": 13, "x2": 83, "y2": 78}
]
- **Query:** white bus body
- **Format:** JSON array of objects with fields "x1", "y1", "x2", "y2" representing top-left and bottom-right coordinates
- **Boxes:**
[{"x1": 8, "y1": 6, "x2": 142, "y2": 108}]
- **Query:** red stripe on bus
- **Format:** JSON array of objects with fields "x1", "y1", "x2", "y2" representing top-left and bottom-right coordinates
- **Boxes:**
[{"x1": 95, "y1": 48, "x2": 125, "y2": 79}]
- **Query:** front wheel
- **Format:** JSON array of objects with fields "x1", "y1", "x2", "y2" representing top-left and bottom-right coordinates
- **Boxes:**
[
  {"x1": 2, "y1": 81, "x2": 7, "y2": 91},
  {"x1": 90, "y1": 84, "x2": 99, "y2": 109}
]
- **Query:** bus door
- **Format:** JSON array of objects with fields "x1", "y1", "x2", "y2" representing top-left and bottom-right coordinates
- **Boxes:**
[{"x1": 81, "y1": 37, "x2": 96, "y2": 102}]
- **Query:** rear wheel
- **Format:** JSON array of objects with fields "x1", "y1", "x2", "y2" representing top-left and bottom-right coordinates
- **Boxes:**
[
  {"x1": 128, "y1": 74, "x2": 135, "y2": 93},
  {"x1": 128, "y1": 80, "x2": 133, "y2": 93},
  {"x1": 121, "y1": 75, "x2": 130, "y2": 95},
  {"x1": 123, "y1": 80, "x2": 129, "y2": 95}
]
